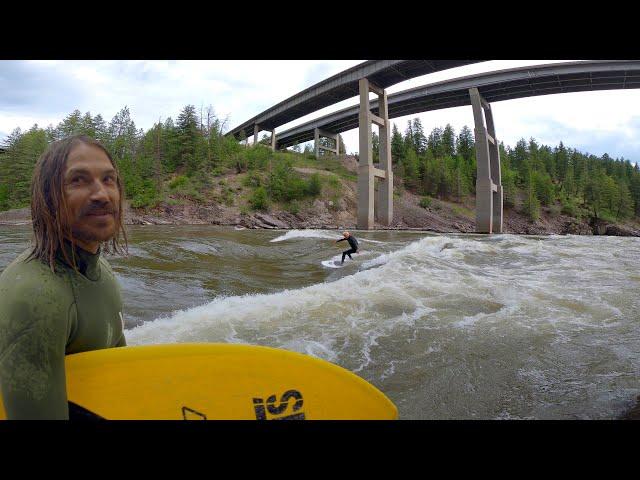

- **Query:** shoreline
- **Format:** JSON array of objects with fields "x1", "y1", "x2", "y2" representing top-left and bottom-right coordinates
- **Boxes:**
[{"x1": 1, "y1": 205, "x2": 639, "y2": 237}]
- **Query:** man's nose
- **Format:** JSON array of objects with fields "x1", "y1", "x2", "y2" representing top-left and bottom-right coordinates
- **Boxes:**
[{"x1": 89, "y1": 178, "x2": 110, "y2": 202}]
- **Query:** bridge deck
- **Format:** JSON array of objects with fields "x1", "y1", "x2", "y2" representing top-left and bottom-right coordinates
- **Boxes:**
[
  {"x1": 275, "y1": 60, "x2": 640, "y2": 149},
  {"x1": 227, "y1": 60, "x2": 482, "y2": 139}
]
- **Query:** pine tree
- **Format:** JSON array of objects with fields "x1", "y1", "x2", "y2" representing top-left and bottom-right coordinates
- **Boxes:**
[
  {"x1": 391, "y1": 123, "x2": 404, "y2": 164},
  {"x1": 554, "y1": 141, "x2": 569, "y2": 183},
  {"x1": 564, "y1": 163, "x2": 576, "y2": 198},
  {"x1": 512, "y1": 138, "x2": 528, "y2": 181},
  {"x1": 533, "y1": 170, "x2": 555, "y2": 206},
  {"x1": 176, "y1": 105, "x2": 201, "y2": 173},
  {"x1": 372, "y1": 131, "x2": 380, "y2": 163},
  {"x1": 57, "y1": 110, "x2": 83, "y2": 138},
  {"x1": 403, "y1": 148, "x2": 419, "y2": 189},
  {"x1": 442, "y1": 124, "x2": 455, "y2": 158},
  {"x1": 93, "y1": 114, "x2": 109, "y2": 144},
  {"x1": 412, "y1": 118, "x2": 426, "y2": 155},
  {"x1": 501, "y1": 166, "x2": 518, "y2": 208},
  {"x1": 427, "y1": 127, "x2": 443, "y2": 158},
  {"x1": 108, "y1": 106, "x2": 138, "y2": 162},
  {"x1": 522, "y1": 162, "x2": 540, "y2": 221},
  {"x1": 161, "y1": 117, "x2": 180, "y2": 172},
  {"x1": 456, "y1": 125, "x2": 474, "y2": 163},
  {"x1": 44, "y1": 124, "x2": 58, "y2": 143},
  {"x1": 80, "y1": 112, "x2": 96, "y2": 137},
  {"x1": 629, "y1": 171, "x2": 640, "y2": 217},
  {"x1": 615, "y1": 181, "x2": 633, "y2": 219},
  {"x1": 403, "y1": 120, "x2": 414, "y2": 153},
  {"x1": 584, "y1": 168, "x2": 605, "y2": 220},
  {"x1": 528, "y1": 138, "x2": 542, "y2": 171}
]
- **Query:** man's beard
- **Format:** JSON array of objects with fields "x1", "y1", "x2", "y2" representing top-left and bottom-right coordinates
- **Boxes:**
[
  {"x1": 69, "y1": 202, "x2": 119, "y2": 244},
  {"x1": 71, "y1": 222, "x2": 117, "y2": 243}
]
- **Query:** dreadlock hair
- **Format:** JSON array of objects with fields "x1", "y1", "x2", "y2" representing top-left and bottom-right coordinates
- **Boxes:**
[{"x1": 28, "y1": 135, "x2": 128, "y2": 272}]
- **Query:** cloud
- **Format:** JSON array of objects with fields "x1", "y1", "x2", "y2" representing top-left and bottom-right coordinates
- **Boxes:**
[{"x1": 0, "y1": 61, "x2": 90, "y2": 114}]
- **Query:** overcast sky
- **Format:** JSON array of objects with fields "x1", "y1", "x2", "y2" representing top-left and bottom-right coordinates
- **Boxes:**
[{"x1": 1, "y1": 60, "x2": 640, "y2": 164}]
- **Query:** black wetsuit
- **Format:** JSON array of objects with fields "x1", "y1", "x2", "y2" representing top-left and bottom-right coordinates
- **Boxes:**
[{"x1": 337, "y1": 236, "x2": 359, "y2": 263}]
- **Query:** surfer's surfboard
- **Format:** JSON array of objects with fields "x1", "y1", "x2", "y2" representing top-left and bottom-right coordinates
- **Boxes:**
[
  {"x1": 321, "y1": 259, "x2": 344, "y2": 268},
  {"x1": 0, "y1": 343, "x2": 397, "y2": 420}
]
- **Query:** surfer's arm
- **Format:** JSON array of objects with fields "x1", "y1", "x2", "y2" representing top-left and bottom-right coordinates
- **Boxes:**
[
  {"x1": 0, "y1": 283, "x2": 70, "y2": 419},
  {"x1": 336, "y1": 238, "x2": 346, "y2": 243}
]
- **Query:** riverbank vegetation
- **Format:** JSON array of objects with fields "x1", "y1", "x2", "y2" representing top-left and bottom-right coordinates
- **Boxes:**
[
  {"x1": 1, "y1": 105, "x2": 639, "y2": 227},
  {"x1": 391, "y1": 119, "x2": 640, "y2": 223}
]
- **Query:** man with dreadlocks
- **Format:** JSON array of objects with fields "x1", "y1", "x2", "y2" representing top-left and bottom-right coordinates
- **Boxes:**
[{"x1": 0, "y1": 135, "x2": 128, "y2": 419}]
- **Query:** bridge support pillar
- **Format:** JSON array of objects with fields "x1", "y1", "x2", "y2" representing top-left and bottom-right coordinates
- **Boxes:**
[
  {"x1": 469, "y1": 87, "x2": 502, "y2": 234},
  {"x1": 314, "y1": 128, "x2": 339, "y2": 159},
  {"x1": 357, "y1": 78, "x2": 393, "y2": 229},
  {"x1": 254, "y1": 124, "x2": 276, "y2": 151}
]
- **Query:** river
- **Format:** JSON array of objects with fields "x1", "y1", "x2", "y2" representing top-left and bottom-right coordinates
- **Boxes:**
[{"x1": 1, "y1": 224, "x2": 639, "y2": 419}]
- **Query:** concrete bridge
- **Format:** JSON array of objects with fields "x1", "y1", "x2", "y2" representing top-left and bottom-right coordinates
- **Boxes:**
[
  {"x1": 228, "y1": 60, "x2": 640, "y2": 233},
  {"x1": 227, "y1": 60, "x2": 482, "y2": 147}
]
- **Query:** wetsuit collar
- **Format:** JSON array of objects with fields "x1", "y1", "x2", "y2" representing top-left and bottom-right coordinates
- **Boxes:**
[{"x1": 58, "y1": 240, "x2": 102, "y2": 281}]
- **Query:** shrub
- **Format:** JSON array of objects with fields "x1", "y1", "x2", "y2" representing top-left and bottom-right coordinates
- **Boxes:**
[
  {"x1": 307, "y1": 173, "x2": 322, "y2": 197},
  {"x1": 287, "y1": 201, "x2": 300, "y2": 215},
  {"x1": 242, "y1": 172, "x2": 262, "y2": 188},
  {"x1": 222, "y1": 187, "x2": 235, "y2": 206},
  {"x1": 419, "y1": 196, "x2": 432, "y2": 209},
  {"x1": 250, "y1": 186, "x2": 269, "y2": 211},
  {"x1": 327, "y1": 175, "x2": 341, "y2": 189},
  {"x1": 561, "y1": 197, "x2": 577, "y2": 217},
  {"x1": 169, "y1": 175, "x2": 188, "y2": 190}
]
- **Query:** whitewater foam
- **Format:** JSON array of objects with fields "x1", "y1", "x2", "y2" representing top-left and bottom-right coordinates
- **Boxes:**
[
  {"x1": 121, "y1": 232, "x2": 640, "y2": 419},
  {"x1": 270, "y1": 229, "x2": 338, "y2": 242}
]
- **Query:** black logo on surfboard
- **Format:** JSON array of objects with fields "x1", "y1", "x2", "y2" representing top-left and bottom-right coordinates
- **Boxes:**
[
  {"x1": 253, "y1": 389, "x2": 305, "y2": 420},
  {"x1": 182, "y1": 406, "x2": 207, "y2": 420}
]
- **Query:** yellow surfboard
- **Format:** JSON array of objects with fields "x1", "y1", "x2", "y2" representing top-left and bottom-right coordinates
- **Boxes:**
[{"x1": 0, "y1": 343, "x2": 398, "y2": 420}]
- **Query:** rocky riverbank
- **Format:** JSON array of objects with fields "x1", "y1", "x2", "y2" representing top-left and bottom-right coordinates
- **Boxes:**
[
  {"x1": 2, "y1": 197, "x2": 639, "y2": 236},
  {"x1": 2, "y1": 154, "x2": 639, "y2": 236}
]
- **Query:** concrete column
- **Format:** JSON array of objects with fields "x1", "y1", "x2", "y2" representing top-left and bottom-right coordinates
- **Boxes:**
[
  {"x1": 254, "y1": 124, "x2": 260, "y2": 146},
  {"x1": 270, "y1": 129, "x2": 276, "y2": 151},
  {"x1": 377, "y1": 89, "x2": 393, "y2": 226},
  {"x1": 358, "y1": 78, "x2": 374, "y2": 230},
  {"x1": 484, "y1": 106, "x2": 503, "y2": 233},
  {"x1": 314, "y1": 128, "x2": 320, "y2": 159},
  {"x1": 470, "y1": 87, "x2": 494, "y2": 234},
  {"x1": 315, "y1": 128, "x2": 339, "y2": 158},
  {"x1": 320, "y1": 129, "x2": 339, "y2": 155}
]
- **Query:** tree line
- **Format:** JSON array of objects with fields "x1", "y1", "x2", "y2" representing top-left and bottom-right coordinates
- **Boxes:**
[
  {"x1": 388, "y1": 118, "x2": 640, "y2": 222},
  {"x1": 0, "y1": 105, "x2": 325, "y2": 211},
  {"x1": 1, "y1": 106, "x2": 639, "y2": 224}
]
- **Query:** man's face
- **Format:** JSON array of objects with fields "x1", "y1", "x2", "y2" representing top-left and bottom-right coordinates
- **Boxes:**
[{"x1": 63, "y1": 143, "x2": 119, "y2": 249}]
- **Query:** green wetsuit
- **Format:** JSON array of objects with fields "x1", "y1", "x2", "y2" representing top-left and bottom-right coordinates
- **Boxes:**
[{"x1": 0, "y1": 242, "x2": 126, "y2": 419}]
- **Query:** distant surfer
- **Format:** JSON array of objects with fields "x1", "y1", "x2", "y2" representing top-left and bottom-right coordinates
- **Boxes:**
[
  {"x1": 335, "y1": 231, "x2": 359, "y2": 264},
  {"x1": 0, "y1": 135, "x2": 128, "y2": 419}
]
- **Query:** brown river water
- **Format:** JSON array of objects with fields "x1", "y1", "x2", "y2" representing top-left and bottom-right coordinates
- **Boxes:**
[{"x1": 1, "y1": 224, "x2": 639, "y2": 419}]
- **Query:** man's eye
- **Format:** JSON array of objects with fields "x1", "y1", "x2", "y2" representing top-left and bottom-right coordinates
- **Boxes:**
[
  {"x1": 104, "y1": 176, "x2": 116, "y2": 183},
  {"x1": 70, "y1": 176, "x2": 85, "y2": 184}
]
